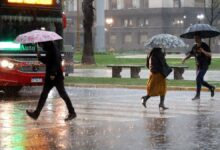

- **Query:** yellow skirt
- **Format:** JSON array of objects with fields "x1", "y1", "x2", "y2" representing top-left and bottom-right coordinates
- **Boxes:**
[{"x1": 146, "y1": 72, "x2": 167, "y2": 96}]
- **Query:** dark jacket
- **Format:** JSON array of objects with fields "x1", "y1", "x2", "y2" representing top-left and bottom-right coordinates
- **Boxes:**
[
  {"x1": 147, "y1": 48, "x2": 166, "y2": 73},
  {"x1": 38, "y1": 42, "x2": 64, "y2": 81},
  {"x1": 190, "y1": 42, "x2": 211, "y2": 69},
  {"x1": 147, "y1": 48, "x2": 168, "y2": 76}
]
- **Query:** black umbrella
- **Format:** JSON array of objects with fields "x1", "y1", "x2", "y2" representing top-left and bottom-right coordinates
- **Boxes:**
[{"x1": 180, "y1": 24, "x2": 220, "y2": 39}]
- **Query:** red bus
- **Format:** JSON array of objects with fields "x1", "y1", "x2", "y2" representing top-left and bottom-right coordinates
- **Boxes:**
[{"x1": 0, "y1": 0, "x2": 66, "y2": 94}]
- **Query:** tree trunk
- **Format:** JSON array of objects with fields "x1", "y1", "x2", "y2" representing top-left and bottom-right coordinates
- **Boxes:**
[{"x1": 82, "y1": 0, "x2": 96, "y2": 64}]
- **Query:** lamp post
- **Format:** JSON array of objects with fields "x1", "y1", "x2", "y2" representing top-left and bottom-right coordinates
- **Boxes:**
[
  {"x1": 95, "y1": 0, "x2": 105, "y2": 52},
  {"x1": 105, "y1": 18, "x2": 113, "y2": 50},
  {"x1": 197, "y1": 14, "x2": 204, "y2": 23},
  {"x1": 76, "y1": 0, "x2": 81, "y2": 51}
]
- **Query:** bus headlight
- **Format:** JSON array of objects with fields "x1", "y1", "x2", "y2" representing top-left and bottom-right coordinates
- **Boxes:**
[
  {"x1": 0, "y1": 60, "x2": 15, "y2": 69},
  {"x1": 62, "y1": 60, "x2": 65, "y2": 66}
]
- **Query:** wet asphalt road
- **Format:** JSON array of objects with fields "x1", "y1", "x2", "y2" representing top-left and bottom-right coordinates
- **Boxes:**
[{"x1": 0, "y1": 86, "x2": 220, "y2": 150}]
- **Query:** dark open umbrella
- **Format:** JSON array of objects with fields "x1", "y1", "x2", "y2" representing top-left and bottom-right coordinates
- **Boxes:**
[{"x1": 180, "y1": 24, "x2": 220, "y2": 39}]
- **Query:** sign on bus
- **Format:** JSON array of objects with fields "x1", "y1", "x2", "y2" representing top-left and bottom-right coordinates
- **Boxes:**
[{"x1": 7, "y1": 0, "x2": 53, "y2": 5}]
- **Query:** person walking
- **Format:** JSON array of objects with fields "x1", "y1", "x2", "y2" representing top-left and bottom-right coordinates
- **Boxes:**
[
  {"x1": 141, "y1": 47, "x2": 171, "y2": 110},
  {"x1": 26, "y1": 41, "x2": 77, "y2": 121},
  {"x1": 182, "y1": 34, "x2": 215, "y2": 100}
]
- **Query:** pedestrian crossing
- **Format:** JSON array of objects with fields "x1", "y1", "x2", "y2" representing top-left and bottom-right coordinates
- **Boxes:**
[
  {"x1": 0, "y1": 88, "x2": 219, "y2": 128},
  {"x1": 71, "y1": 97, "x2": 218, "y2": 123}
]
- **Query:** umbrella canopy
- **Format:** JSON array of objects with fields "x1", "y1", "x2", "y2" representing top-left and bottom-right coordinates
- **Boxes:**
[
  {"x1": 180, "y1": 24, "x2": 220, "y2": 39},
  {"x1": 15, "y1": 30, "x2": 62, "y2": 44},
  {"x1": 144, "y1": 34, "x2": 187, "y2": 49}
]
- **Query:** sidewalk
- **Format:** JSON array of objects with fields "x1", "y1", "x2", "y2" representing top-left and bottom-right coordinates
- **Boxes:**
[
  {"x1": 116, "y1": 53, "x2": 220, "y2": 59},
  {"x1": 71, "y1": 68, "x2": 220, "y2": 81}
]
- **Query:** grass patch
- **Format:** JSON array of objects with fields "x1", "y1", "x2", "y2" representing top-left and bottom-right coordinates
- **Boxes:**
[{"x1": 74, "y1": 52, "x2": 220, "y2": 70}]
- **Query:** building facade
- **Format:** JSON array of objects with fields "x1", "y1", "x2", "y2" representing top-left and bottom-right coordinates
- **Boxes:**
[{"x1": 64, "y1": 0, "x2": 220, "y2": 53}]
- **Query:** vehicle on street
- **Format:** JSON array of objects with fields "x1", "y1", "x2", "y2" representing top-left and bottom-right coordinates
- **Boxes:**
[{"x1": 0, "y1": 0, "x2": 66, "y2": 94}]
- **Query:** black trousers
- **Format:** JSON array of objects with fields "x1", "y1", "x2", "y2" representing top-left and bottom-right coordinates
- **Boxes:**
[
  {"x1": 35, "y1": 78, "x2": 75, "y2": 115},
  {"x1": 196, "y1": 67, "x2": 213, "y2": 96}
]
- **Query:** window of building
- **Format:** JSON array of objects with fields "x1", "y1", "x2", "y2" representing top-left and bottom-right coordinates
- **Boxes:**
[
  {"x1": 109, "y1": 0, "x2": 117, "y2": 10},
  {"x1": 140, "y1": 0, "x2": 149, "y2": 8},
  {"x1": 129, "y1": 19, "x2": 133, "y2": 26},
  {"x1": 138, "y1": 18, "x2": 149, "y2": 27},
  {"x1": 139, "y1": 34, "x2": 148, "y2": 44},
  {"x1": 124, "y1": 0, "x2": 133, "y2": 9},
  {"x1": 133, "y1": 0, "x2": 140, "y2": 8},
  {"x1": 195, "y1": 0, "x2": 204, "y2": 7},
  {"x1": 110, "y1": 34, "x2": 117, "y2": 45},
  {"x1": 173, "y1": 0, "x2": 181, "y2": 8},
  {"x1": 173, "y1": 18, "x2": 184, "y2": 25},
  {"x1": 124, "y1": 34, "x2": 132, "y2": 43},
  {"x1": 124, "y1": 19, "x2": 128, "y2": 27},
  {"x1": 124, "y1": 19, "x2": 133, "y2": 27},
  {"x1": 145, "y1": 19, "x2": 149, "y2": 25}
]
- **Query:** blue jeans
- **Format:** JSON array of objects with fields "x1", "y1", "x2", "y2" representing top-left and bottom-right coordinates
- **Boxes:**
[{"x1": 196, "y1": 67, "x2": 213, "y2": 96}]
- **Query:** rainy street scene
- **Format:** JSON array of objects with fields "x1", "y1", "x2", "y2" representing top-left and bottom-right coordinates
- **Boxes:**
[
  {"x1": 1, "y1": 87, "x2": 220, "y2": 150},
  {"x1": 1, "y1": 0, "x2": 220, "y2": 150}
]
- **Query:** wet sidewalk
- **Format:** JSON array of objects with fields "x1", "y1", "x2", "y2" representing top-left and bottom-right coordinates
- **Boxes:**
[
  {"x1": 71, "y1": 68, "x2": 220, "y2": 81},
  {"x1": 0, "y1": 87, "x2": 220, "y2": 150}
]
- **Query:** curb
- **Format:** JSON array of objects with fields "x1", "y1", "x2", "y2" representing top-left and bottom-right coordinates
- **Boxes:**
[{"x1": 65, "y1": 83, "x2": 220, "y2": 92}]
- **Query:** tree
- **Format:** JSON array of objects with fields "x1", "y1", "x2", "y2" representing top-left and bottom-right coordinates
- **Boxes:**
[
  {"x1": 81, "y1": 0, "x2": 96, "y2": 64},
  {"x1": 204, "y1": 0, "x2": 220, "y2": 25},
  {"x1": 204, "y1": 0, "x2": 220, "y2": 46}
]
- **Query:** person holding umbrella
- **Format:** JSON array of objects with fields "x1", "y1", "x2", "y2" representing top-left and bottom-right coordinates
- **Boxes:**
[
  {"x1": 141, "y1": 47, "x2": 171, "y2": 110},
  {"x1": 26, "y1": 41, "x2": 77, "y2": 121},
  {"x1": 142, "y1": 34, "x2": 186, "y2": 110},
  {"x1": 182, "y1": 33, "x2": 215, "y2": 100},
  {"x1": 15, "y1": 30, "x2": 77, "y2": 121},
  {"x1": 180, "y1": 24, "x2": 220, "y2": 100}
]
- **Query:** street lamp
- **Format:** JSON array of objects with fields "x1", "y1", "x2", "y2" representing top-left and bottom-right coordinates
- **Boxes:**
[
  {"x1": 105, "y1": 18, "x2": 114, "y2": 31},
  {"x1": 106, "y1": 18, "x2": 114, "y2": 26},
  {"x1": 197, "y1": 14, "x2": 204, "y2": 23}
]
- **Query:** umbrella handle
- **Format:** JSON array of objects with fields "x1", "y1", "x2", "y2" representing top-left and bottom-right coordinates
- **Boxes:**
[{"x1": 35, "y1": 46, "x2": 41, "y2": 58}]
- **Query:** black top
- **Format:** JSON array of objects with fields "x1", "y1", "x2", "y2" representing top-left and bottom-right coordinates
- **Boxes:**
[
  {"x1": 147, "y1": 48, "x2": 166, "y2": 74},
  {"x1": 38, "y1": 42, "x2": 64, "y2": 81},
  {"x1": 190, "y1": 42, "x2": 211, "y2": 68}
]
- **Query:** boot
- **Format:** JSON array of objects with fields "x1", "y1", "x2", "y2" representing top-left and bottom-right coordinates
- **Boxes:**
[
  {"x1": 210, "y1": 86, "x2": 215, "y2": 97},
  {"x1": 159, "y1": 96, "x2": 168, "y2": 110},
  {"x1": 65, "y1": 111, "x2": 77, "y2": 122},
  {"x1": 141, "y1": 95, "x2": 150, "y2": 108},
  {"x1": 192, "y1": 94, "x2": 200, "y2": 100},
  {"x1": 26, "y1": 109, "x2": 39, "y2": 120}
]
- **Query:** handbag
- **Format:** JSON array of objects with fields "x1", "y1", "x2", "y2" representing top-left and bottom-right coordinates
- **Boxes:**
[{"x1": 161, "y1": 63, "x2": 172, "y2": 78}]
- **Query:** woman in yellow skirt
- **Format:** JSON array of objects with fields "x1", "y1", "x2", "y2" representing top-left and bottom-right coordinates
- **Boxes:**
[{"x1": 141, "y1": 47, "x2": 169, "y2": 110}]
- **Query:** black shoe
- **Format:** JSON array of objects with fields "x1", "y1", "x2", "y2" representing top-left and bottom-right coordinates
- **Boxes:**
[
  {"x1": 192, "y1": 96, "x2": 200, "y2": 100},
  {"x1": 65, "y1": 112, "x2": 77, "y2": 122},
  {"x1": 159, "y1": 104, "x2": 168, "y2": 110},
  {"x1": 26, "y1": 110, "x2": 39, "y2": 120},
  {"x1": 141, "y1": 96, "x2": 147, "y2": 108},
  {"x1": 211, "y1": 86, "x2": 215, "y2": 97}
]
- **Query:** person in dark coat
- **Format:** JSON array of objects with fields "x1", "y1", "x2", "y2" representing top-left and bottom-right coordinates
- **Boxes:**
[
  {"x1": 182, "y1": 34, "x2": 215, "y2": 100},
  {"x1": 26, "y1": 41, "x2": 76, "y2": 121},
  {"x1": 141, "y1": 47, "x2": 169, "y2": 110}
]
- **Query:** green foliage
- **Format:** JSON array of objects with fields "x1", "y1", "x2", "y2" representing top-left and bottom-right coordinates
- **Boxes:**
[{"x1": 74, "y1": 52, "x2": 220, "y2": 70}]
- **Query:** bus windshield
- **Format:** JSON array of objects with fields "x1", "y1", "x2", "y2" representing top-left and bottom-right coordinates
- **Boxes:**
[{"x1": 0, "y1": 2, "x2": 63, "y2": 53}]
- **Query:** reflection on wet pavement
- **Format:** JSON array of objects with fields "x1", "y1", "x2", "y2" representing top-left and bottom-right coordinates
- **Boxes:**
[{"x1": 0, "y1": 87, "x2": 220, "y2": 149}]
